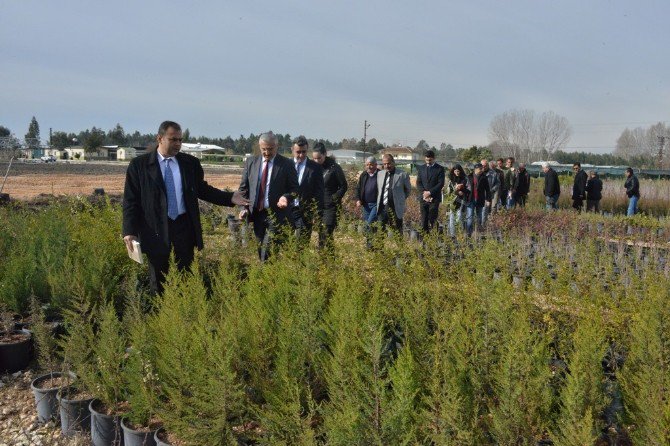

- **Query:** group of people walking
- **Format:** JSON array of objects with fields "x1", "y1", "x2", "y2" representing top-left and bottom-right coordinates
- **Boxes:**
[
  {"x1": 544, "y1": 162, "x2": 639, "y2": 216},
  {"x1": 123, "y1": 121, "x2": 642, "y2": 294}
]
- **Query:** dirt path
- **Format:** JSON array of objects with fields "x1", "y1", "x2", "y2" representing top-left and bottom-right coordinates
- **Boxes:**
[{"x1": 0, "y1": 161, "x2": 242, "y2": 200}]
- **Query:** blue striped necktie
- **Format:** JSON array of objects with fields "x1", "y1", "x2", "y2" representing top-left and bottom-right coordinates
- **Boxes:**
[{"x1": 164, "y1": 158, "x2": 179, "y2": 220}]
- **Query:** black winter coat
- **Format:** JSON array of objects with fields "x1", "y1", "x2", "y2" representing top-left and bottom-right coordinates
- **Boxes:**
[
  {"x1": 572, "y1": 169, "x2": 588, "y2": 200},
  {"x1": 585, "y1": 177, "x2": 602, "y2": 201},
  {"x1": 469, "y1": 173, "x2": 491, "y2": 207},
  {"x1": 624, "y1": 175, "x2": 640, "y2": 198},
  {"x1": 321, "y1": 157, "x2": 348, "y2": 226},
  {"x1": 123, "y1": 151, "x2": 234, "y2": 257},
  {"x1": 513, "y1": 169, "x2": 531, "y2": 196},
  {"x1": 543, "y1": 168, "x2": 561, "y2": 197}
]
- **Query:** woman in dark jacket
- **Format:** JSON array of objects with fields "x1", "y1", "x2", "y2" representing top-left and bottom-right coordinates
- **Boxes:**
[
  {"x1": 447, "y1": 164, "x2": 471, "y2": 236},
  {"x1": 312, "y1": 142, "x2": 348, "y2": 248},
  {"x1": 584, "y1": 170, "x2": 603, "y2": 212}
]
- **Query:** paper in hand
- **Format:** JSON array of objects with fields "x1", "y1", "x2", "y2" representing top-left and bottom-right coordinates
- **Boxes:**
[{"x1": 128, "y1": 240, "x2": 143, "y2": 264}]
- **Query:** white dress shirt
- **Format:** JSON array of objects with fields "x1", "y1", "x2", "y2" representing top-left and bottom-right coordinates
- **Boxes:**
[{"x1": 258, "y1": 156, "x2": 275, "y2": 209}]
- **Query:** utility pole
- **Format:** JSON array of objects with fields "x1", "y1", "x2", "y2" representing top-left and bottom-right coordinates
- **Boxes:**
[
  {"x1": 362, "y1": 120, "x2": 371, "y2": 157},
  {"x1": 658, "y1": 135, "x2": 667, "y2": 169}
]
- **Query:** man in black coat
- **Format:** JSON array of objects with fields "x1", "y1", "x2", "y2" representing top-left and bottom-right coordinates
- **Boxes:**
[
  {"x1": 123, "y1": 120, "x2": 249, "y2": 294},
  {"x1": 542, "y1": 162, "x2": 561, "y2": 210},
  {"x1": 239, "y1": 131, "x2": 299, "y2": 261},
  {"x1": 511, "y1": 162, "x2": 531, "y2": 207},
  {"x1": 415, "y1": 150, "x2": 445, "y2": 233},
  {"x1": 290, "y1": 136, "x2": 324, "y2": 245},
  {"x1": 624, "y1": 167, "x2": 640, "y2": 216},
  {"x1": 571, "y1": 162, "x2": 588, "y2": 212}
]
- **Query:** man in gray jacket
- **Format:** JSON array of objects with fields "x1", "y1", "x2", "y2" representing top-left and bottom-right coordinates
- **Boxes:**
[{"x1": 377, "y1": 154, "x2": 412, "y2": 232}]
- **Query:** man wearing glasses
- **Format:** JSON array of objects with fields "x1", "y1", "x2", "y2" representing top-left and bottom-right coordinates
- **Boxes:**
[
  {"x1": 123, "y1": 120, "x2": 249, "y2": 294},
  {"x1": 290, "y1": 135, "x2": 324, "y2": 245}
]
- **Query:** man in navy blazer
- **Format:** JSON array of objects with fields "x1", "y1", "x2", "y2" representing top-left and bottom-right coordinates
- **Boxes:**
[
  {"x1": 122, "y1": 120, "x2": 248, "y2": 294},
  {"x1": 290, "y1": 135, "x2": 324, "y2": 244},
  {"x1": 239, "y1": 131, "x2": 299, "y2": 260},
  {"x1": 415, "y1": 149, "x2": 445, "y2": 232}
]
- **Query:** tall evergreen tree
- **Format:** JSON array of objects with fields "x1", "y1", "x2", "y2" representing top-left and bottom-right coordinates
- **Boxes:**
[{"x1": 25, "y1": 116, "x2": 40, "y2": 148}]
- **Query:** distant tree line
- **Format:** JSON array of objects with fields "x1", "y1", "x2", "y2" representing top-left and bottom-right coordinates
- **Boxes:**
[{"x1": 2, "y1": 114, "x2": 666, "y2": 168}]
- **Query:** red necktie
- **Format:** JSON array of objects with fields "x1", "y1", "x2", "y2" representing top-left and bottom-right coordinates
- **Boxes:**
[{"x1": 256, "y1": 161, "x2": 269, "y2": 211}]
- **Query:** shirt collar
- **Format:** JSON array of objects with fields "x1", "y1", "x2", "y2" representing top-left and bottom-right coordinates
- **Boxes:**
[{"x1": 157, "y1": 151, "x2": 173, "y2": 163}]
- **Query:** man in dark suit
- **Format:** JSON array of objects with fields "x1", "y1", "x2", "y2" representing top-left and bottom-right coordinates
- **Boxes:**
[
  {"x1": 415, "y1": 149, "x2": 445, "y2": 233},
  {"x1": 291, "y1": 136, "x2": 324, "y2": 245},
  {"x1": 239, "y1": 131, "x2": 299, "y2": 260},
  {"x1": 122, "y1": 120, "x2": 249, "y2": 294}
]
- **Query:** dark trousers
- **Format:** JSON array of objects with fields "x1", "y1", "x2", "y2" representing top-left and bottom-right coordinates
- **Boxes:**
[
  {"x1": 378, "y1": 204, "x2": 403, "y2": 233},
  {"x1": 419, "y1": 200, "x2": 440, "y2": 232},
  {"x1": 147, "y1": 213, "x2": 195, "y2": 295},
  {"x1": 514, "y1": 193, "x2": 527, "y2": 207},
  {"x1": 572, "y1": 198, "x2": 584, "y2": 212},
  {"x1": 251, "y1": 209, "x2": 287, "y2": 261},
  {"x1": 586, "y1": 199, "x2": 600, "y2": 212},
  {"x1": 318, "y1": 224, "x2": 336, "y2": 251},
  {"x1": 295, "y1": 210, "x2": 317, "y2": 247}
]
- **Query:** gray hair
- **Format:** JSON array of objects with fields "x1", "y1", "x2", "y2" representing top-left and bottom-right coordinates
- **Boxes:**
[
  {"x1": 541, "y1": 162, "x2": 549, "y2": 169},
  {"x1": 365, "y1": 156, "x2": 376, "y2": 164},
  {"x1": 259, "y1": 131, "x2": 278, "y2": 145},
  {"x1": 588, "y1": 170, "x2": 596, "y2": 176},
  {"x1": 519, "y1": 162, "x2": 526, "y2": 168}
]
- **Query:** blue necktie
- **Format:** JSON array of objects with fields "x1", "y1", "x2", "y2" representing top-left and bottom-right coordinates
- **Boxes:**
[{"x1": 164, "y1": 159, "x2": 179, "y2": 220}]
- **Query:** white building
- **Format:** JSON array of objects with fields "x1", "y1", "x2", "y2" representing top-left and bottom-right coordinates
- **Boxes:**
[
  {"x1": 180, "y1": 143, "x2": 229, "y2": 159},
  {"x1": 328, "y1": 149, "x2": 368, "y2": 163}
]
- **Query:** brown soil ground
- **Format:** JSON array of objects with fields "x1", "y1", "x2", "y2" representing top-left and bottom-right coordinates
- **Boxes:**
[{"x1": 0, "y1": 161, "x2": 242, "y2": 200}]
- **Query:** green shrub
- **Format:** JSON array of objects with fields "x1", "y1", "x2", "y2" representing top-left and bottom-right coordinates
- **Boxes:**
[{"x1": 150, "y1": 263, "x2": 243, "y2": 445}]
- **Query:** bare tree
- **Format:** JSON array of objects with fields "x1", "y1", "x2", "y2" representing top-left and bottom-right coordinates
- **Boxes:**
[
  {"x1": 615, "y1": 122, "x2": 668, "y2": 160},
  {"x1": 488, "y1": 109, "x2": 572, "y2": 160}
]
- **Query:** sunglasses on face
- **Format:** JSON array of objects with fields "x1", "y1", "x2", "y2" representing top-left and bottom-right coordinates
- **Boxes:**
[{"x1": 295, "y1": 150, "x2": 306, "y2": 154}]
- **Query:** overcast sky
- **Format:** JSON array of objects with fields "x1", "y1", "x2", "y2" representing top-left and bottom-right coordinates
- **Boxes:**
[{"x1": 2, "y1": 0, "x2": 669, "y2": 152}]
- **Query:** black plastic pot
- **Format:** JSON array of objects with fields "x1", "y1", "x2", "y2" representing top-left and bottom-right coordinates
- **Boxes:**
[
  {"x1": 90, "y1": 399, "x2": 124, "y2": 446},
  {"x1": 0, "y1": 329, "x2": 32, "y2": 373},
  {"x1": 121, "y1": 418, "x2": 157, "y2": 446},
  {"x1": 154, "y1": 428, "x2": 171, "y2": 446},
  {"x1": 31, "y1": 372, "x2": 68, "y2": 423},
  {"x1": 58, "y1": 389, "x2": 93, "y2": 436}
]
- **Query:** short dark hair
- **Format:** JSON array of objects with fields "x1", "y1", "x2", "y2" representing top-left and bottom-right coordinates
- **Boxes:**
[
  {"x1": 506, "y1": 157, "x2": 515, "y2": 163},
  {"x1": 158, "y1": 120, "x2": 181, "y2": 137},
  {"x1": 424, "y1": 149, "x2": 435, "y2": 158},
  {"x1": 625, "y1": 167, "x2": 634, "y2": 175},
  {"x1": 293, "y1": 135, "x2": 308, "y2": 147},
  {"x1": 497, "y1": 158, "x2": 504, "y2": 163},
  {"x1": 313, "y1": 142, "x2": 327, "y2": 156},
  {"x1": 573, "y1": 162, "x2": 581, "y2": 168}
]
